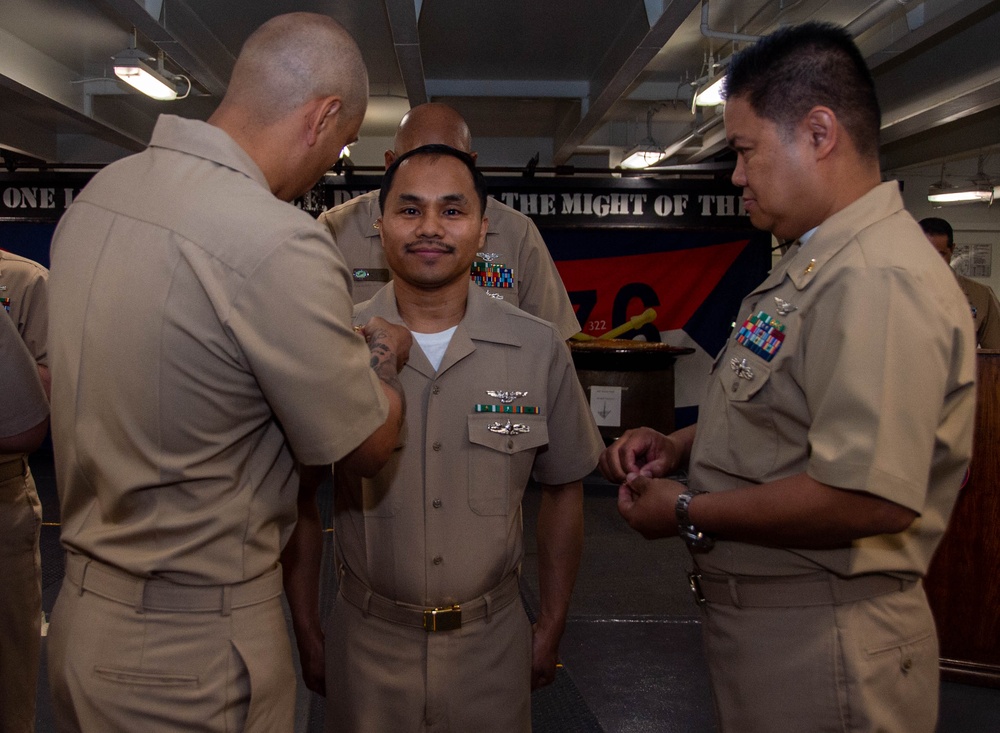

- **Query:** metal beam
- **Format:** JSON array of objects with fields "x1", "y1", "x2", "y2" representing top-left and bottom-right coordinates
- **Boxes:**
[
  {"x1": 880, "y1": 67, "x2": 1000, "y2": 145},
  {"x1": 863, "y1": 0, "x2": 1000, "y2": 71},
  {"x1": 0, "y1": 26, "x2": 147, "y2": 160},
  {"x1": 383, "y1": 0, "x2": 427, "y2": 108},
  {"x1": 552, "y1": 0, "x2": 700, "y2": 165},
  {"x1": 0, "y1": 26, "x2": 87, "y2": 114},
  {"x1": 0, "y1": 106, "x2": 57, "y2": 161},
  {"x1": 881, "y1": 106, "x2": 1000, "y2": 171}
]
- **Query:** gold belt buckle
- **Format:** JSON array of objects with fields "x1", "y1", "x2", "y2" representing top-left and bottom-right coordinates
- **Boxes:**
[
  {"x1": 688, "y1": 572, "x2": 707, "y2": 605},
  {"x1": 423, "y1": 604, "x2": 462, "y2": 632}
]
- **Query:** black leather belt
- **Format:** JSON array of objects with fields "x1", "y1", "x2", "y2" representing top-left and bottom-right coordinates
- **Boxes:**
[
  {"x1": 338, "y1": 565, "x2": 521, "y2": 632},
  {"x1": 688, "y1": 570, "x2": 916, "y2": 608},
  {"x1": 65, "y1": 553, "x2": 283, "y2": 615}
]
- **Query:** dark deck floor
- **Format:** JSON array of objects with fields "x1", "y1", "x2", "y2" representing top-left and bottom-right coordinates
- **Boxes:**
[{"x1": 30, "y1": 449, "x2": 1000, "y2": 732}]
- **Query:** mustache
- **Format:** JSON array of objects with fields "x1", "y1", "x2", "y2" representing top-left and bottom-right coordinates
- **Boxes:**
[{"x1": 404, "y1": 240, "x2": 456, "y2": 254}]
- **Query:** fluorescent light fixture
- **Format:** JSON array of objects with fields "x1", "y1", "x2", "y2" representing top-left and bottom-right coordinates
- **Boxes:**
[
  {"x1": 113, "y1": 49, "x2": 179, "y2": 100},
  {"x1": 927, "y1": 184, "x2": 996, "y2": 205},
  {"x1": 621, "y1": 143, "x2": 665, "y2": 169},
  {"x1": 695, "y1": 74, "x2": 726, "y2": 107}
]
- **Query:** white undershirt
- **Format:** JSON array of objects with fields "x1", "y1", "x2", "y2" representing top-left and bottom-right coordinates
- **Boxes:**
[{"x1": 411, "y1": 326, "x2": 458, "y2": 371}]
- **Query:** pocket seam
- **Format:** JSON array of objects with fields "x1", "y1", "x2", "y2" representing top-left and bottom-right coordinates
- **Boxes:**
[
  {"x1": 864, "y1": 629, "x2": 934, "y2": 657},
  {"x1": 93, "y1": 665, "x2": 199, "y2": 687}
]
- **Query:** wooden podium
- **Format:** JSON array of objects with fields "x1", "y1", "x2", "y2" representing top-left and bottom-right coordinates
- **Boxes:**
[{"x1": 925, "y1": 350, "x2": 1000, "y2": 688}]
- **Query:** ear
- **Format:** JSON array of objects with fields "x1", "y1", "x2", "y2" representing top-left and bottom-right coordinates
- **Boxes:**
[
  {"x1": 478, "y1": 216, "x2": 489, "y2": 247},
  {"x1": 305, "y1": 96, "x2": 343, "y2": 146},
  {"x1": 384, "y1": 150, "x2": 396, "y2": 169},
  {"x1": 804, "y1": 106, "x2": 837, "y2": 161},
  {"x1": 469, "y1": 151, "x2": 479, "y2": 163}
]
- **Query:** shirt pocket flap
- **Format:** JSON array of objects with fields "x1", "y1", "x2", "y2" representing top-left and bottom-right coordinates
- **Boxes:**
[{"x1": 467, "y1": 413, "x2": 549, "y2": 453}]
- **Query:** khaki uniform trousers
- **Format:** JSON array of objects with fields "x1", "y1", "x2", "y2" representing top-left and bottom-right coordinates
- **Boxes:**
[
  {"x1": 0, "y1": 458, "x2": 42, "y2": 733},
  {"x1": 698, "y1": 575, "x2": 939, "y2": 733},
  {"x1": 325, "y1": 578, "x2": 532, "y2": 733},
  {"x1": 48, "y1": 554, "x2": 293, "y2": 733}
]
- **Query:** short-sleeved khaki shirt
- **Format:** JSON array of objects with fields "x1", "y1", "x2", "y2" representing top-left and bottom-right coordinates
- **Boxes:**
[
  {"x1": 318, "y1": 190, "x2": 581, "y2": 339},
  {"x1": 48, "y1": 115, "x2": 388, "y2": 584},
  {"x1": 1, "y1": 250, "x2": 48, "y2": 465},
  {"x1": 955, "y1": 273, "x2": 1000, "y2": 348},
  {"x1": 689, "y1": 182, "x2": 976, "y2": 579},
  {"x1": 336, "y1": 283, "x2": 603, "y2": 606},
  {"x1": 0, "y1": 250, "x2": 48, "y2": 365},
  {"x1": 0, "y1": 313, "x2": 48, "y2": 438}
]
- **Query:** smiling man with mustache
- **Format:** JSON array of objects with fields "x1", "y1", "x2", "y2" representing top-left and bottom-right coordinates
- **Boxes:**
[{"x1": 284, "y1": 144, "x2": 603, "y2": 732}]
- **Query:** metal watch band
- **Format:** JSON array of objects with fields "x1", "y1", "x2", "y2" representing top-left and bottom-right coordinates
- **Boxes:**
[
  {"x1": 675, "y1": 487, "x2": 706, "y2": 526},
  {"x1": 676, "y1": 488, "x2": 715, "y2": 552}
]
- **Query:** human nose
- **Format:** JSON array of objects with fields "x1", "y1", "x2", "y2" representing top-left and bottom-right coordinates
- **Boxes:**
[
  {"x1": 731, "y1": 156, "x2": 747, "y2": 187},
  {"x1": 415, "y1": 211, "x2": 445, "y2": 238}
]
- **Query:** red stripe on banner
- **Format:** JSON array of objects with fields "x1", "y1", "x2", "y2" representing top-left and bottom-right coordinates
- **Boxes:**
[{"x1": 555, "y1": 239, "x2": 750, "y2": 337}]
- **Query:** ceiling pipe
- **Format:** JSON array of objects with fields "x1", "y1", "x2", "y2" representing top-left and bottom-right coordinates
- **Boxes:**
[
  {"x1": 846, "y1": 0, "x2": 914, "y2": 36},
  {"x1": 652, "y1": 111, "x2": 727, "y2": 166},
  {"x1": 700, "y1": 1, "x2": 764, "y2": 44}
]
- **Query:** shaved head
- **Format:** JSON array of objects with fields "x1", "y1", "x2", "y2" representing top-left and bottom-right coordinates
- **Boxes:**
[
  {"x1": 224, "y1": 12, "x2": 368, "y2": 125},
  {"x1": 393, "y1": 103, "x2": 472, "y2": 155}
]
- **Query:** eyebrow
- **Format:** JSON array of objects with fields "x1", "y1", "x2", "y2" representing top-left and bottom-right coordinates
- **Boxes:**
[{"x1": 395, "y1": 192, "x2": 470, "y2": 205}]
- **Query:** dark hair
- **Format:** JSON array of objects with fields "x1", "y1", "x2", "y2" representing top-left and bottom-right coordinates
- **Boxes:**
[
  {"x1": 919, "y1": 217, "x2": 954, "y2": 246},
  {"x1": 723, "y1": 22, "x2": 881, "y2": 159},
  {"x1": 379, "y1": 143, "x2": 488, "y2": 216}
]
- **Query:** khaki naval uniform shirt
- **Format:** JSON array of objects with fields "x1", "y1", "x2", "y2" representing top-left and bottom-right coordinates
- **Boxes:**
[
  {"x1": 690, "y1": 182, "x2": 976, "y2": 580},
  {"x1": 339, "y1": 282, "x2": 602, "y2": 606},
  {"x1": 48, "y1": 114, "x2": 388, "y2": 584},
  {"x1": 0, "y1": 249, "x2": 48, "y2": 467},
  {"x1": 955, "y1": 272, "x2": 1000, "y2": 348},
  {"x1": 686, "y1": 182, "x2": 976, "y2": 733},
  {"x1": 0, "y1": 249, "x2": 48, "y2": 366},
  {"x1": 318, "y1": 190, "x2": 581, "y2": 339},
  {"x1": 0, "y1": 312, "x2": 47, "y2": 439}
]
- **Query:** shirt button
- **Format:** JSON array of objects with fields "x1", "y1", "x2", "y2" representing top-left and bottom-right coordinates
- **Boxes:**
[
  {"x1": 432, "y1": 441, "x2": 442, "y2": 451},
  {"x1": 433, "y1": 556, "x2": 443, "y2": 565},
  {"x1": 507, "y1": 439, "x2": 514, "y2": 450},
  {"x1": 901, "y1": 657, "x2": 913, "y2": 673},
  {"x1": 432, "y1": 499, "x2": 442, "y2": 508},
  {"x1": 432, "y1": 386, "x2": 440, "y2": 395},
  {"x1": 731, "y1": 381, "x2": 739, "y2": 392}
]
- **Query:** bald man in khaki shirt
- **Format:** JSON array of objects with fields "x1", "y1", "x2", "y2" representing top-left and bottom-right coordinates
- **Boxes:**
[
  {"x1": 285, "y1": 145, "x2": 602, "y2": 733},
  {"x1": 46, "y1": 15, "x2": 409, "y2": 733}
]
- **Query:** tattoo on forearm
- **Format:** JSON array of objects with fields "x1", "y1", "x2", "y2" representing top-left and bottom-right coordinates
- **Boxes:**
[{"x1": 367, "y1": 328, "x2": 406, "y2": 413}]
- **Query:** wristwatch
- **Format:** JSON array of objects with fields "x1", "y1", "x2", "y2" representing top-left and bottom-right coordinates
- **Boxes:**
[{"x1": 675, "y1": 488, "x2": 715, "y2": 552}]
